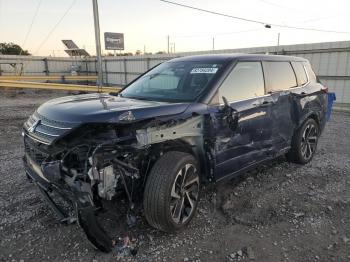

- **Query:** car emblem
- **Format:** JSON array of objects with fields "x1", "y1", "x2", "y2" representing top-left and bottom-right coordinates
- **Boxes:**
[{"x1": 28, "y1": 120, "x2": 41, "y2": 133}]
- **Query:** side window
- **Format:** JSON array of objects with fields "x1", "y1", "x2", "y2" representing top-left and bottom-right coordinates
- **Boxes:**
[
  {"x1": 304, "y1": 62, "x2": 317, "y2": 82},
  {"x1": 292, "y1": 61, "x2": 308, "y2": 86},
  {"x1": 219, "y1": 62, "x2": 265, "y2": 103},
  {"x1": 265, "y1": 61, "x2": 297, "y2": 92}
]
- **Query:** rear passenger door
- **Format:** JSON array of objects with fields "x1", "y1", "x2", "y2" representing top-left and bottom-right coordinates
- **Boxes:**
[
  {"x1": 210, "y1": 61, "x2": 275, "y2": 181},
  {"x1": 262, "y1": 61, "x2": 300, "y2": 154}
]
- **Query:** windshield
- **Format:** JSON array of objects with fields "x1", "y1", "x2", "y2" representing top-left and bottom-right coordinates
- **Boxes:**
[{"x1": 120, "y1": 61, "x2": 223, "y2": 102}]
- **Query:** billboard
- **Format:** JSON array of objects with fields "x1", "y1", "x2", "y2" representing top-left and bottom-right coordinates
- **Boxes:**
[{"x1": 104, "y1": 32, "x2": 124, "y2": 50}]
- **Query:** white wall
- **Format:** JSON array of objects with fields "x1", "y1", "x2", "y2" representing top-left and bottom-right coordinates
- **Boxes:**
[{"x1": 1, "y1": 40, "x2": 350, "y2": 109}]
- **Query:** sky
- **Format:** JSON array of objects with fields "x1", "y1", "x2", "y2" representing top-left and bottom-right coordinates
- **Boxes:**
[{"x1": 0, "y1": 0, "x2": 350, "y2": 57}]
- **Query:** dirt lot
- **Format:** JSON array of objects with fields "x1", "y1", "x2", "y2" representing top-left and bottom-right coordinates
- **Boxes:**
[{"x1": 1, "y1": 90, "x2": 350, "y2": 262}]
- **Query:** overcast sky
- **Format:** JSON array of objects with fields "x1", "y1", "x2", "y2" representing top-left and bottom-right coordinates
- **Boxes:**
[{"x1": 1, "y1": 0, "x2": 350, "y2": 56}]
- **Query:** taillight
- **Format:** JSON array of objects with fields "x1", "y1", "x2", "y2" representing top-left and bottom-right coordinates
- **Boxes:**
[{"x1": 321, "y1": 86, "x2": 328, "y2": 93}]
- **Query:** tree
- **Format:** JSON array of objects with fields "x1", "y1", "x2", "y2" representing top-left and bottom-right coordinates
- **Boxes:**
[{"x1": 0, "y1": 42, "x2": 30, "y2": 55}]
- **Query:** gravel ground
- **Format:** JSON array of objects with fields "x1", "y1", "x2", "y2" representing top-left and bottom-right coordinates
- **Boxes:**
[{"x1": 1, "y1": 90, "x2": 350, "y2": 262}]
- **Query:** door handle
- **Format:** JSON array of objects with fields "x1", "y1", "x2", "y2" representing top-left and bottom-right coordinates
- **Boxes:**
[{"x1": 260, "y1": 101, "x2": 274, "y2": 107}]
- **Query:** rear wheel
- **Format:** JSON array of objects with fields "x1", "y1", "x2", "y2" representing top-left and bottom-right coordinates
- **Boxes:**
[
  {"x1": 143, "y1": 151, "x2": 200, "y2": 232},
  {"x1": 287, "y1": 118, "x2": 319, "y2": 164}
]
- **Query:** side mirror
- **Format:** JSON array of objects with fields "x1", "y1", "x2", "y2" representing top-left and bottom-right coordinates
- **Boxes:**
[
  {"x1": 221, "y1": 96, "x2": 239, "y2": 131},
  {"x1": 222, "y1": 96, "x2": 229, "y2": 107}
]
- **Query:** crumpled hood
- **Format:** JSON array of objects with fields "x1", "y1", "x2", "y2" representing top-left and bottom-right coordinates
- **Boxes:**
[{"x1": 37, "y1": 93, "x2": 190, "y2": 123}]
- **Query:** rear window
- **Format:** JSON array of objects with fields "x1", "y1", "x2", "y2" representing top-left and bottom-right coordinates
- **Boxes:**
[
  {"x1": 265, "y1": 61, "x2": 297, "y2": 92},
  {"x1": 304, "y1": 62, "x2": 317, "y2": 82},
  {"x1": 292, "y1": 61, "x2": 308, "y2": 86}
]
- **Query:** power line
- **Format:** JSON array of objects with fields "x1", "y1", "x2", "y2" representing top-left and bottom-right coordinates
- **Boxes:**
[
  {"x1": 20, "y1": 0, "x2": 42, "y2": 54},
  {"x1": 160, "y1": 0, "x2": 266, "y2": 26},
  {"x1": 159, "y1": 0, "x2": 350, "y2": 34},
  {"x1": 33, "y1": 0, "x2": 77, "y2": 55},
  {"x1": 20, "y1": 0, "x2": 77, "y2": 74}
]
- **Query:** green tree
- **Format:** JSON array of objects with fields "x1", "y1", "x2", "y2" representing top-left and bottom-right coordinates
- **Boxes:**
[{"x1": 0, "y1": 42, "x2": 30, "y2": 55}]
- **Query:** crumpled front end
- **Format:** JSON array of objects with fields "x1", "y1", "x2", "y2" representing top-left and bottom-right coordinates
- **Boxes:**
[
  {"x1": 22, "y1": 114, "x2": 147, "y2": 252},
  {"x1": 22, "y1": 107, "x2": 207, "y2": 253}
]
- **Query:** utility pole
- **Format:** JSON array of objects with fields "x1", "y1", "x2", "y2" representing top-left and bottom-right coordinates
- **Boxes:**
[
  {"x1": 277, "y1": 33, "x2": 280, "y2": 47},
  {"x1": 167, "y1": 35, "x2": 170, "y2": 54},
  {"x1": 92, "y1": 0, "x2": 103, "y2": 90},
  {"x1": 212, "y1": 37, "x2": 215, "y2": 51}
]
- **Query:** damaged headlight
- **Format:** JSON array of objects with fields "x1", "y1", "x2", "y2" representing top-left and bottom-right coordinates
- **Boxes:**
[{"x1": 118, "y1": 110, "x2": 135, "y2": 122}]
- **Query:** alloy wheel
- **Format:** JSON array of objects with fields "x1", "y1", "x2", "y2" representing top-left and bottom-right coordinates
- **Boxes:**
[
  {"x1": 170, "y1": 163, "x2": 199, "y2": 224},
  {"x1": 301, "y1": 122, "x2": 318, "y2": 161}
]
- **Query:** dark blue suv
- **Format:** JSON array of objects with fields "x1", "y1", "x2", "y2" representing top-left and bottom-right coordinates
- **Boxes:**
[{"x1": 23, "y1": 54, "x2": 328, "y2": 252}]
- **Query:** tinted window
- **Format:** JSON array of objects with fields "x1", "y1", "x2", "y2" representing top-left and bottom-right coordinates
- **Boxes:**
[
  {"x1": 265, "y1": 62, "x2": 297, "y2": 92},
  {"x1": 219, "y1": 62, "x2": 265, "y2": 103},
  {"x1": 292, "y1": 61, "x2": 308, "y2": 86},
  {"x1": 121, "y1": 61, "x2": 223, "y2": 102},
  {"x1": 304, "y1": 62, "x2": 317, "y2": 82}
]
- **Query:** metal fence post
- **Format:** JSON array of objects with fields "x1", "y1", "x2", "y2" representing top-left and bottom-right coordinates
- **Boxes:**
[
  {"x1": 94, "y1": 59, "x2": 98, "y2": 85},
  {"x1": 123, "y1": 58, "x2": 127, "y2": 85},
  {"x1": 104, "y1": 59, "x2": 109, "y2": 86},
  {"x1": 85, "y1": 59, "x2": 89, "y2": 76},
  {"x1": 146, "y1": 57, "x2": 150, "y2": 70},
  {"x1": 43, "y1": 58, "x2": 49, "y2": 76}
]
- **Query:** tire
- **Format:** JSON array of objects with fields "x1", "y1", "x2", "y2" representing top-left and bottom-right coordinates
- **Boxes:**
[
  {"x1": 287, "y1": 118, "x2": 319, "y2": 164},
  {"x1": 143, "y1": 151, "x2": 200, "y2": 232}
]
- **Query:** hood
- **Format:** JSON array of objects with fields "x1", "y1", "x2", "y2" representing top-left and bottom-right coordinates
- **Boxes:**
[{"x1": 36, "y1": 93, "x2": 191, "y2": 123}]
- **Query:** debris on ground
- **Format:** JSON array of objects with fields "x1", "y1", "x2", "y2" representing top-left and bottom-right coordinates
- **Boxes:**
[
  {"x1": 1, "y1": 91, "x2": 350, "y2": 261},
  {"x1": 113, "y1": 236, "x2": 137, "y2": 258},
  {"x1": 244, "y1": 246, "x2": 255, "y2": 260},
  {"x1": 126, "y1": 213, "x2": 137, "y2": 227}
]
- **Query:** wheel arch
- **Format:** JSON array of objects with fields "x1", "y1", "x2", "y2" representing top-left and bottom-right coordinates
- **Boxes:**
[
  {"x1": 147, "y1": 138, "x2": 208, "y2": 180},
  {"x1": 298, "y1": 111, "x2": 320, "y2": 129}
]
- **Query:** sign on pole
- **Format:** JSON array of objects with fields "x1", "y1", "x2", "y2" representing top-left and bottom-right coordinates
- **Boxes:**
[{"x1": 104, "y1": 32, "x2": 124, "y2": 50}]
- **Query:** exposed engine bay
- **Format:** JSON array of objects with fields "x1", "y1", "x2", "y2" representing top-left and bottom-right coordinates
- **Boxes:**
[{"x1": 23, "y1": 110, "x2": 208, "y2": 252}]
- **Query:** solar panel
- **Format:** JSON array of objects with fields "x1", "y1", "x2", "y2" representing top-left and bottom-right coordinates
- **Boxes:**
[
  {"x1": 62, "y1": 40, "x2": 90, "y2": 57},
  {"x1": 62, "y1": 40, "x2": 79, "y2": 49}
]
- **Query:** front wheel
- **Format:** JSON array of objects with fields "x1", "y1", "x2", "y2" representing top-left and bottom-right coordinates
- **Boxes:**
[
  {"x1": 287, "y1": 118, "x2": 319, "y2": 164},
  {"x1": 143, "y1": 151, "x2": 200, "y2": 232}
]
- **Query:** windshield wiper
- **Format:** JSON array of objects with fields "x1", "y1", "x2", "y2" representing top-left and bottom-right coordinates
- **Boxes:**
[{"x1": 125, "y1": 96, "x2": 156, "y2": 102}]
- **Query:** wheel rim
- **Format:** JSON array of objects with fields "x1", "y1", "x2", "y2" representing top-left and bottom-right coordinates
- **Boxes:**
[
  {"x1": 170, "y1": 163, "x2": 199, "y2": 224},
  {"x1": 301, "y1": 123, "x2": 318, "y2": 161}
]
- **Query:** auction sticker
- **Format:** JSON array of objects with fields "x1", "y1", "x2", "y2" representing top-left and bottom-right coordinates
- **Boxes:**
[{"x1": 190, "y1": 68, "x2": 218, "y2": 74}]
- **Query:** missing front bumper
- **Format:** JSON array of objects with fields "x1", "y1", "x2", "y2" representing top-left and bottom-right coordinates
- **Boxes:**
[{"x1": 23, "y1": 155, "x2": 113, "y2": 252}]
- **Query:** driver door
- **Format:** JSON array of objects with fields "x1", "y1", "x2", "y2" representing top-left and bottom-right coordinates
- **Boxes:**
[{"x1": 208, "y1": 61, "x2": 275, "y2": 181}]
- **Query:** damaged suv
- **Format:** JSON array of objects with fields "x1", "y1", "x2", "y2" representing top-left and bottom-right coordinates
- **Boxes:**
[{"x1": 23, "y1": 54, "x2": 328, "y2": 252}]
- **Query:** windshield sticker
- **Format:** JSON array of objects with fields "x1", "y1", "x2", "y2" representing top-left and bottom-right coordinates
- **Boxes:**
[{"x1": 190, "y1": 68, "x2": 218, "y2": 74}]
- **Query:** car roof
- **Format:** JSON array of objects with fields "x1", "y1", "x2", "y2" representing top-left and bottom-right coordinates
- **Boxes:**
[{"x1": 168, "y1": 53, "x2": 308, "y2": 63}]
